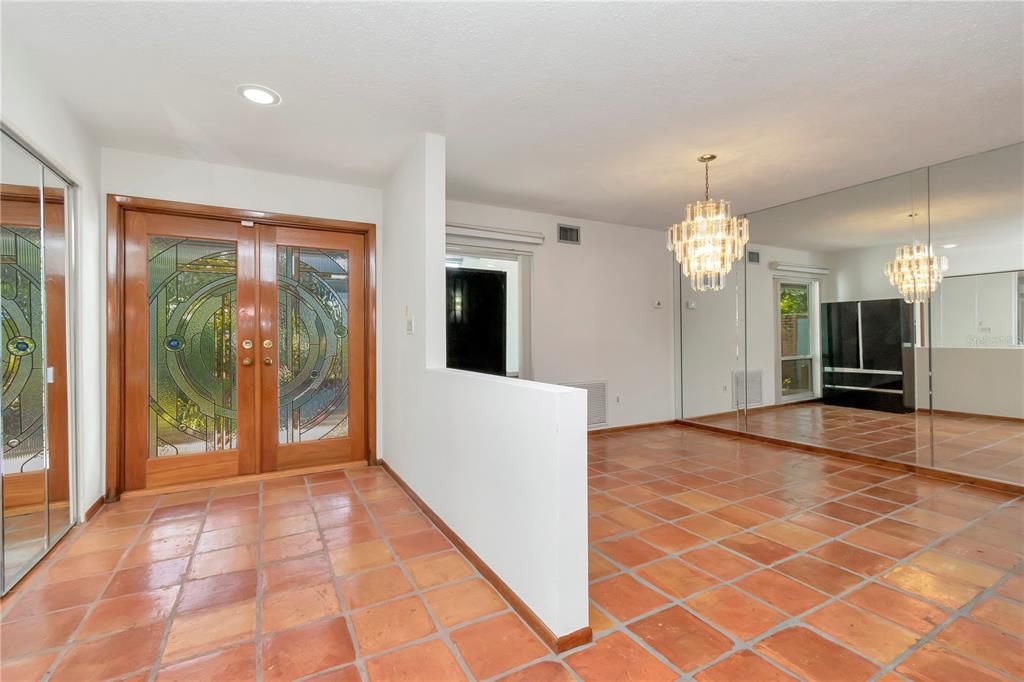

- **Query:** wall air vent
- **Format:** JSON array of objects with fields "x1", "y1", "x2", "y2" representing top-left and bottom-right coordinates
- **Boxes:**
[
  {"x1": 732, "y1": 370, "x2": 764, "y2": 408},
  {"x1": 747, "y1": 250, "x2": 761, "y2": 264},
  {"x1": 559, "y1": 380, "x2": 607, "y2": 428},
  {"x1": 557, "y1": 224, "x2": 581, "y2": 245}
]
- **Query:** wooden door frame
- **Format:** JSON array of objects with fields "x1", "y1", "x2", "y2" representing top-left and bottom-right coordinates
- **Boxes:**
[{"x1": 106, "y1": 194, "x2": 377, "y2": 499}]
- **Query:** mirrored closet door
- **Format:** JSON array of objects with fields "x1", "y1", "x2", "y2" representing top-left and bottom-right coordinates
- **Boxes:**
[{"x1": 1, "y1": 129, "x2": 76, "y2": 594}]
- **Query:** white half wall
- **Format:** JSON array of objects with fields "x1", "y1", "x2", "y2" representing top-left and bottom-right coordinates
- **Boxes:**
[
  {"x1": 447, "y1": 200, "x2": 674, "y2": 428},
  {"x1": 2, "y1": 38, "x2": 104, "y2": 518},
  {"x1": 382, "y1": 134, "x2": 588, "y2": 638}
]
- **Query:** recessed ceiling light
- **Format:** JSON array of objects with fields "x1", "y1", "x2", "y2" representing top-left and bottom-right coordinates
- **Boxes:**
[
  {"x1": 237, "y1": 84, "x2": 281, "y2": 106},
  {"x1": 942, "y1": 243, "x2": 959, "y2": 249}
]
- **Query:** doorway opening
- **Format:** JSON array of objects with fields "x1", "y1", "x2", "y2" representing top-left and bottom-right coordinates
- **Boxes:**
[
  {"x1": 775, "y1": 279, "x2": 822, "y2": 403},
  {"x1": 444, "y1": 248, "x2": 531, "y2": 379},
  {"x1": 107, "y1": 196, "x2": 376, "y2": 494}
]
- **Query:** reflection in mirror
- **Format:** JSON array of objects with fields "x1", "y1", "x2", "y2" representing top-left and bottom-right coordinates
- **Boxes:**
[
  {"x1": 678, "y1": 264, "x2": 744, "y2": 427},
  {"x1": 1, "y1": 132, "x2": 49, "y2": 589},
  {"x1": 692, "y1": 168, "x2": 930, "y2": 454},
  {"x1": 680, "y1": 143, "x2": 1024, "y2": 487},
  {"x1": 925, "y1": 144, "x2": 1024, "y2": 484},
  {"x1": 43, "y1": 167, "x2": 72, "y2": 546}
]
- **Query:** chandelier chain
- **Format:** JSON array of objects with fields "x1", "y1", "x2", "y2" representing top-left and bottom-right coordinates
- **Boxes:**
[{"x1": 704, "y1": 160, "x2": 710, "y2": 201}]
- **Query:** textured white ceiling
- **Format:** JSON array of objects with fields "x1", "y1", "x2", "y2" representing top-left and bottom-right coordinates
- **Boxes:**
[{"x1": 3, "y1": 2, "x2": 1022, "y2": 229}]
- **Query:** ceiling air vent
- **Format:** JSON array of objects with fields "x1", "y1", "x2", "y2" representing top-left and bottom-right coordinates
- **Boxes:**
[
  {"x1": 559, "y1": 381, "x2": 608, "y2": 428},
  {"x1": 747, "y1": 250, "x2": 761, "y2": 264},
  {"x1": 558, "y1": 224, "x2": 581, "y2": 245}
]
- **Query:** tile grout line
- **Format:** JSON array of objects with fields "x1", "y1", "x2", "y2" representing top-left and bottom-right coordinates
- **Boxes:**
[
  {"x1": 342, "y1": 469, "x2": 482, "y2": 681},
  {"x1": 37, "y1": 514, "x2": 150, "y2": 681},
  {"x1": 584, "y1": 429, "x2": 1021, "y2": 678},
  {"x1": 145, "y1": 487, "x2": 215, "y2": 682}
]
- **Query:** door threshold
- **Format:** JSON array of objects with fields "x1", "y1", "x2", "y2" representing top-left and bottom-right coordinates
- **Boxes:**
[{"x1": 119, "y1": 460, "x2": 369, "y2": 499}]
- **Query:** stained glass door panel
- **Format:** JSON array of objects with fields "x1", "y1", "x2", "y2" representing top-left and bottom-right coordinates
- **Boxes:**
[
  {"x1": 278, "y1": 245, "x2": 350, "y2": 443},
  {"x1": 123, "y1": 211, "x2": 258, "y2": 489},
  {"x1": 148, "y1": 237, "x2": 238, "y2": 457},
  {"x1": 259, "y1": 225, "x2": 365, "y2": 470}
]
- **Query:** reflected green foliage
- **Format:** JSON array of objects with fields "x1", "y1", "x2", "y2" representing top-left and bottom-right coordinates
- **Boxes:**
[{"x1": 780, "y1": 284, "x2": 809, "y2": 315}]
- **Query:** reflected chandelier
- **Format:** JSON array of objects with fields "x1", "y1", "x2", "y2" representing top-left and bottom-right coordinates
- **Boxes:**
[
  {"x1": 884, "y1": 239, "x2": 949, "y2": 303},
  {"x1": 666, "y1": 154, "x2": 749, "y2": 292}
]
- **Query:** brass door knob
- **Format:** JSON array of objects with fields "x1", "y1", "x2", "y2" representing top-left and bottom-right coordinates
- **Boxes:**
[
  {"x1": 241, "y1": 357, "x2": 253, "y2": 366},
  {"x1": 263, "y1": 357, "x2": 274, "y2": 366}
]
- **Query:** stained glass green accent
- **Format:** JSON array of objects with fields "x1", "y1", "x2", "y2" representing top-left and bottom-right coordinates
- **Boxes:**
[
  {"x1": 278, "y1": 246, "x2": 349, "y2": 443},
  {"x1": 1, "y1": 226, "x2": 47, "y2": 473},
  {"x1": 148, "y1": 237, "x2": 238, "y2": 457}
]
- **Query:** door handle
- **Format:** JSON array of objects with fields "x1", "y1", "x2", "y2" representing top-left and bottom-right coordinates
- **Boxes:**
[
  {"x1": 263, "y1": 357, "x2": 274, "y2": 366},
  {"x1": 241, "y1": 358, "x2": 253, "y2": 367}
]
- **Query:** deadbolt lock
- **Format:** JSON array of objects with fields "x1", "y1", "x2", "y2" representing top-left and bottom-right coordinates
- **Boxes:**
[
  {"x1": 263, "y1": 357, "x2": 274, "y2": 366},
  {"x1": 263, "y1": 339, "x2": 273, "y2": 349},
  {"x1": 242, "y1": 339, "x2": 254, "y2": 350},
  {"x1": 241, "y1": 357, "x2": 253, "y2": 366}
]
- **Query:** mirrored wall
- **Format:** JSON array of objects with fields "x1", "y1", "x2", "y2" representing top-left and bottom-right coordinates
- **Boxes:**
[
  {"x1": 1, "y1": 129, "x2": 77, "y2": 593},
  {"x1": 679, "y1": 143, "x2": 1024, "y2": 487}
]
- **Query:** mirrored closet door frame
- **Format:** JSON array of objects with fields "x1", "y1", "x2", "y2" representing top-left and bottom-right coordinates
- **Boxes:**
[{"x1": 1, "y1": 125, "x2": 80, "y2": 595}]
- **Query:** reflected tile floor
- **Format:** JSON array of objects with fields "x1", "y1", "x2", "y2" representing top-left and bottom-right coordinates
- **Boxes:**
[
  {"x1": 585, "y1": 425, "x2": 1023, "y2": 681},
  {"x1": 2, "y1": 424, "x2": 1022, "y2": 681},
  {"x1": 694, "y1": 403, "x2": 1024, "y2": 486}
]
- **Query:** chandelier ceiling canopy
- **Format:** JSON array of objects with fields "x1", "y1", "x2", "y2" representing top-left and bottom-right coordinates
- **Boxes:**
[{"x1": 666, "y1": 154, "x2": 749, "y2": 292}]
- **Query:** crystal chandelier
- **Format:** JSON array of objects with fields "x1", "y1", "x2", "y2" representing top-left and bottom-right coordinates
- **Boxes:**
[
  {"x1": 884, "y1": 239, "x2": 949, "y2": 303},
  {"x1": 666, "y1": 154, "x2": 749, "y2": 292}
]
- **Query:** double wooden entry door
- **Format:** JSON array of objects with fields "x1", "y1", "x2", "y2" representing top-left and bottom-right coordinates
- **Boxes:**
[{"x1": 122, "y1": 210, "x2": 367, "y2": 490}]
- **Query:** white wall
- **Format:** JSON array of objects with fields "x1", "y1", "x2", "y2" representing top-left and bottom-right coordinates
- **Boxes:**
[
  {"x1": 679, "y1": 270, "x2": 743, "y2": 418},
  {"x1": 101, "y1": 148, "x2": 381, "y2": 224},
  {"x1": 826, "y1": 244, "x2": 906, "y2": 303},
  {"x1": 916, "y1": 347, "x2": 1024, "y2": 419},
  {"x1": 933, "y1": 272, "x2": 1019, "y2": 348},
  {"x1": 382, "y1": 134, "x2": 588, "y2": 638},
  {"x1": 2, "y1": 38, "x2": 104, "y2": 518},
  {"x1": 447, "y1": 200, "x2": 674, "y2": 427}
]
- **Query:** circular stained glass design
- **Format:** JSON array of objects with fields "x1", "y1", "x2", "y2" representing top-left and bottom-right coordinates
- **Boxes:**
[
  {"x1": 278, "y1": 246, "x2": 350, "y2": 444},
  {"x1": 7, "y1": 335, "x2": 35, "y2": 356},
  {"x1": 163, "y1": 334, "x2": 185, "y2": 352},
  {"x1": 147, "y1": 237, "x2": 238, "y2": 458}
]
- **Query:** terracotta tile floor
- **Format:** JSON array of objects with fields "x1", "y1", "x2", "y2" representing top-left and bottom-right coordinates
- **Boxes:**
[
  {"x1": 585, "y1": 424, "x2": 1023, "y2": 682},
  {"x1": 0, "y1": 467, "x2": 567, "y2": 681},
  {"x1": 693, "y1": 403, "x2": 1024, "y2": 486},
  {"x1": 3, "y1": 424, "x2": 1023, "y2": 681}
]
